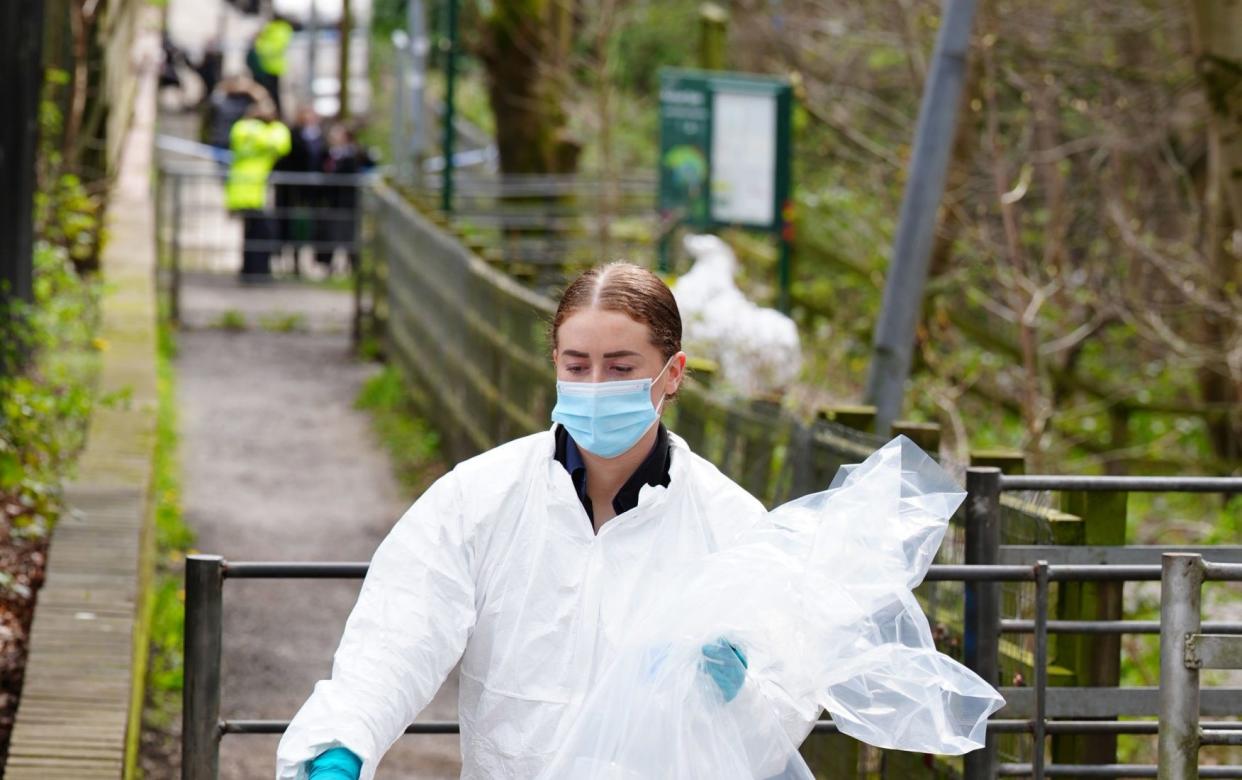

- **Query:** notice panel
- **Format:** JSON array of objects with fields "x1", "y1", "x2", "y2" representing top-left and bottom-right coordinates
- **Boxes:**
[{"x1": 710, "y1": 90, "x2": 777, "y2": 227}]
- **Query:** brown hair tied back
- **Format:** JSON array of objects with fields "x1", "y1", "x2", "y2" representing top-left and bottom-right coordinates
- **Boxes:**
[{"x1": 551, "y1": 262, "x2": 682, "y2": 362}]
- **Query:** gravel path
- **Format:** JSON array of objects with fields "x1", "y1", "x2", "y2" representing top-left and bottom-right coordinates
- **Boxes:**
[{"x1": 177, "y1": 274, "x2": 461, "y2": 779}]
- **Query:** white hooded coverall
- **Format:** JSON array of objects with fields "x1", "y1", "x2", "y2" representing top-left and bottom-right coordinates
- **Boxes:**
[{"x1": 275, "y1": 428, "x2": 817, "y2": 780}]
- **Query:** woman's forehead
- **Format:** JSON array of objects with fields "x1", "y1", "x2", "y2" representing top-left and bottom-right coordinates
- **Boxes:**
[{"x1": 557, "y1": 308, "x2": 656, "y2": 354}]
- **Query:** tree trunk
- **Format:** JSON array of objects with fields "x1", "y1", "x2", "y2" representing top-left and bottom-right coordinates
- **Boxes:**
[
  {"x1": 0, "y1": 0, "x2": 45, "y2": 313},
  {"x1": 1186, "y1": 0, "x2": 1242, "y2": 463},
  {"x1": 477, "y1": 0, "x2": 580, "y2": 175},
  {"x1": 1188, "y1": 0, "x2": 1242, "y2": 233},
  {"x1": 63, "y1": 0, "x2": 91, "y2": 161}
]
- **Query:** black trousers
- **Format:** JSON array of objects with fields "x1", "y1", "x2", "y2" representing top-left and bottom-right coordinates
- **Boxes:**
[{"x1": 241, "y1": 210, "x2": 275, "y2": 277}]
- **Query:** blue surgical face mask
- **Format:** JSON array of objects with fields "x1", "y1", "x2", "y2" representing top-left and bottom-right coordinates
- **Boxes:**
[{"x1": 550, "y1": 356, "x2": 675, "y2": 459}]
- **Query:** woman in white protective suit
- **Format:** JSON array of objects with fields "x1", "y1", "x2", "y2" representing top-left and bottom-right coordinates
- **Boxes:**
[{"x1": 275, "y1": 263, "x2": 820, "y2": 780}]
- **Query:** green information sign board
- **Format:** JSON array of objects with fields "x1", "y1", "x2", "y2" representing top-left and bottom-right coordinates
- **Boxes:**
[
  {"x1": 658, "y1": 68, "x2": 794, "y2": 309},
  {"x1": 658, "y1": 68, "x2": 793, "y2": 233}
]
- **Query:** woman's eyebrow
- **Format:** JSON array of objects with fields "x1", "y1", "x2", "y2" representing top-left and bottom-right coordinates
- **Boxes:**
[{"x1": 560, "y1": 349, "x2": 642, "y2": 359}]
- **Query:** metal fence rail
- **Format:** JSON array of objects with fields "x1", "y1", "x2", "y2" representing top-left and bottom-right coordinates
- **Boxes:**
[
  {"x1": 1159, "y1": 554, "x2": 1242, "y2": 779},
  {"x1": 155, "y1": 161, "x2": 378, "y2": 321},
  {"x1": 964, "y1": 470, "x2": 1242, "y2": 779},
  {"x1": 183, "y1": 540, "x2": 1242, "y2": 780}
]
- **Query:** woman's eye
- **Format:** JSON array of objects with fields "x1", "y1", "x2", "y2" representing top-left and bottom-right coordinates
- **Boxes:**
[
  {"x1": 565, "y1": 365, "x2": 588, "y2": 374},
  {"x1": 610, "y1": 365, "x2": 634, "y2": 375}
]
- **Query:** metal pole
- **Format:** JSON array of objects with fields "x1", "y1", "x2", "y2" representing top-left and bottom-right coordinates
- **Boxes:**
[
  {"x1": 1001, "y1": 475, "x2": 1242, "y2": 493},
  {"x1": 352, "y1": 215, "x2": 364, "y2": 347},
  {"x1": 863, "y1": 0, "x2": 979, "y2": 434},
  {"x1": 306, "y1": 0, "x2": 318, "y2": 108},
  {"x1": 390, "y1": 29, "x2": 409, "y2": 184},
  {"x1": 1158, "y1": 553, "x2": 1204, "y2": 780},
  {"x1": 778, "y1": 216, "x2": 793, "y2": 315},
  {"x1": 440, "y1": 0, "x2": 458, "y2": 214},
  {"x1": 171, "y1": 173, "x2": 183, "y2": 325},
  {"x1": 183, "y1": 555, "x2": 225, "y2": 780},
  {"x1": 154, "y1": 165, "x2": 166, "y2": 314},
  {"x1": 338, "y1": 0, "x2": 353, "y2": 119},
  {"x1": 409, "y1": 0, "x2": 429, "y2": 182},
  {"x1": 1033, "y1": 560, "x2": 1050, "y2": 780},
  {"x1": 964, "y1": 466, "x2": 1002, "y2": 780}
]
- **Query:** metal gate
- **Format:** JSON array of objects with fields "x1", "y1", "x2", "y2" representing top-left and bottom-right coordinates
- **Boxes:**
[
  {"x1": 155, "y1": 159, "x2": 377, "y2": 322},
  {"x1": 181, "y1": 470, "x2": 1242, "y2": 780}
]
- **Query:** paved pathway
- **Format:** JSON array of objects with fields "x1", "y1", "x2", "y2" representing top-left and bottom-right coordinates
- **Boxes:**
[
  {"x1": 164, "y1": 3, "x2": 458, "y2": 775},
  {"x1": 176, "y1": 275, "x2": 461, "y2": 780}
]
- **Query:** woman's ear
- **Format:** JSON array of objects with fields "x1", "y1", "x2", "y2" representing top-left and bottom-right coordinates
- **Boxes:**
[{"x1": 665, "y1": 351, "x2": 687, "y2": 396}]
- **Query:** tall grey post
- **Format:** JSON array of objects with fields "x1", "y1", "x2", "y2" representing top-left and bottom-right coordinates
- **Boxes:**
[
  {"x1": 1158, "y1": 553, "x2": 1203, "y2": 780},
  {"x1": 171, "y1": 173, "x2": 183, "y2": 324},
  {"x1": 306, "y1": 0, "x2": 319, "y2": 107},
  {"x1": 390, "y1": 30, "x2": 410, "y2": 184},
  {"x1": 440, "y1": 0, "x2": 459, "y2": 213},
  {"x1": 183, "y1": 555, "x2": 225, "y2": 780},
  {"x1": 963, "y1": 466, "x2": 1001, "y2": 780},
  {"x1": 864, "y1": 0, "x2": 978, "y2": 434},
  {"x1": 408, "y1": 0, "x2": 429, "y2": 181}
]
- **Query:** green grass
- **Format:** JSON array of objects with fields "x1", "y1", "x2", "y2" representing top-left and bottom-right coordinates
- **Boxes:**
[
  {"x1": 141, "y1": 320, "x2": 195, "y2": 741},
  {"x1": 209, "y1": 309, "x2": 247, "y2": 331},
  {"x1": 295, "y1": 274, "x2": 356, "y2": 293},
  {"x1": 355, "y1": 366, "x2": 443, "y2": 493},
  {"x1": 257, "y1": 311, "x2": 307, "y2": 333}
]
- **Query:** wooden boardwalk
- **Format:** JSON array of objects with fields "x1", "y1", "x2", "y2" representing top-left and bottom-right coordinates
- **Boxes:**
[
  {"x1": 6, "y1": 486, "x2": 150, "y2": 779},
  {"x1": 6, "y1": 17, "x2": 160, "y2": 778}
]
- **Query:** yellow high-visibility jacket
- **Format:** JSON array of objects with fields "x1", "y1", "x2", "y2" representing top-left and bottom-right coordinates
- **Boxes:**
[
  {"x1": 255, "y1": 19, "x2": 294, "y2": 76},
  {"x1": 226, "y1": 118, "x2": 292, "y2": 212}
]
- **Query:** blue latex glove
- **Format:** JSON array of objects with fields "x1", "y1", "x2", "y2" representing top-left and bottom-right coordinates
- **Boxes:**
[
  {"x1": 701, "y1": 638, "x2": 748, "y2": 702},
  {"x1": 307, "y1": 747, "x2": 362, "y2": 780}
]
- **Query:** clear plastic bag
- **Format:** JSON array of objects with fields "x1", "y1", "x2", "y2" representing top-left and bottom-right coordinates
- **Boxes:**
[{"x1": 539, "y1": 436, "x2": 1004, "y2": 779}]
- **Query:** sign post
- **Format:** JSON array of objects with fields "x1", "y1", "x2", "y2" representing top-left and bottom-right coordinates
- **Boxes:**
[{"x1": 657, "y1": 68, "x2": 793, "y2": 311}]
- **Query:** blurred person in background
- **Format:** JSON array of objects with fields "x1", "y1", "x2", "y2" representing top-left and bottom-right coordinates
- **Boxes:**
[
  {"x1": 204, "y1": 75, "x2": 270, "y2": 155},
  {"x1": 192, "y1": 37, "x2": 224, "y2": 110},
  {"x1": 318, "y1": 123, "x2": 374, "y2": 276},
  {"x1": 227, "y1": 101, "x2": 292, "y2": 281},
  {"x1": 274, "y1": 106, "x2": 328, "y2": 270},
  {"x1": 158, "y1": 33, "x2": 193, "y2": 111},
  {"x1": 247, "y1": 15, "x2": 294, "y2": 115}
]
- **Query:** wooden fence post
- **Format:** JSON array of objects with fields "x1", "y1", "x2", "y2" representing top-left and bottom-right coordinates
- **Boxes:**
[
  {"x1": 1052, "y1": 489, "x2": 1128, "y2": 772},
  {"x1": 818, "y1": 404, "x2": 877, "y2": 433},
  {"x1": 966, "y1": 450, "x2": 1022, "y2": 777},
  {"x1": 892, "y1": 420, "x2": 941, "y2": 453},
  {"x1": 671, "y1": 358, "x2": 717, "y2": 457},
  {"x1": 969, "y1": 448, "x2": 1026, "y2": 475},
  {"x1": 698, "y1": 3, "x2": 729, "y2": 70},
  {"x1": 801, "y1": 727, "x2": 861, "y2": 779},
  {"x1": 685, "y1": 356, "x2": 718, "y2": 388},
  {"x1": 743, "y1": 397, "x2": 783, "y2": 505}
]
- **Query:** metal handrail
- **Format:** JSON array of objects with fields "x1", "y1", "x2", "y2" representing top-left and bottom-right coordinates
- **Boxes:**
[
  {"x1": 1158, "y1": 553, "x2": 1242, "y2": 779},
  {"x1": 205, "y1": 717, "x2": 1242, "y2": 737},
  {"x1": 159, "y1": 160, "x2": 380, "y2": 186},
  {"x1": 960, "y1": 467, "x2": 1242, "y2": 780},
  {"x1": 183, "y1": 466, "x2": 1242, "y2": 779},
  {"x1": 181, "y1": 553, "x2": 1242, "y2": 780},
  {"x1": 1001, "y1": 475, "x2": 1242, "y2": 493}
]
